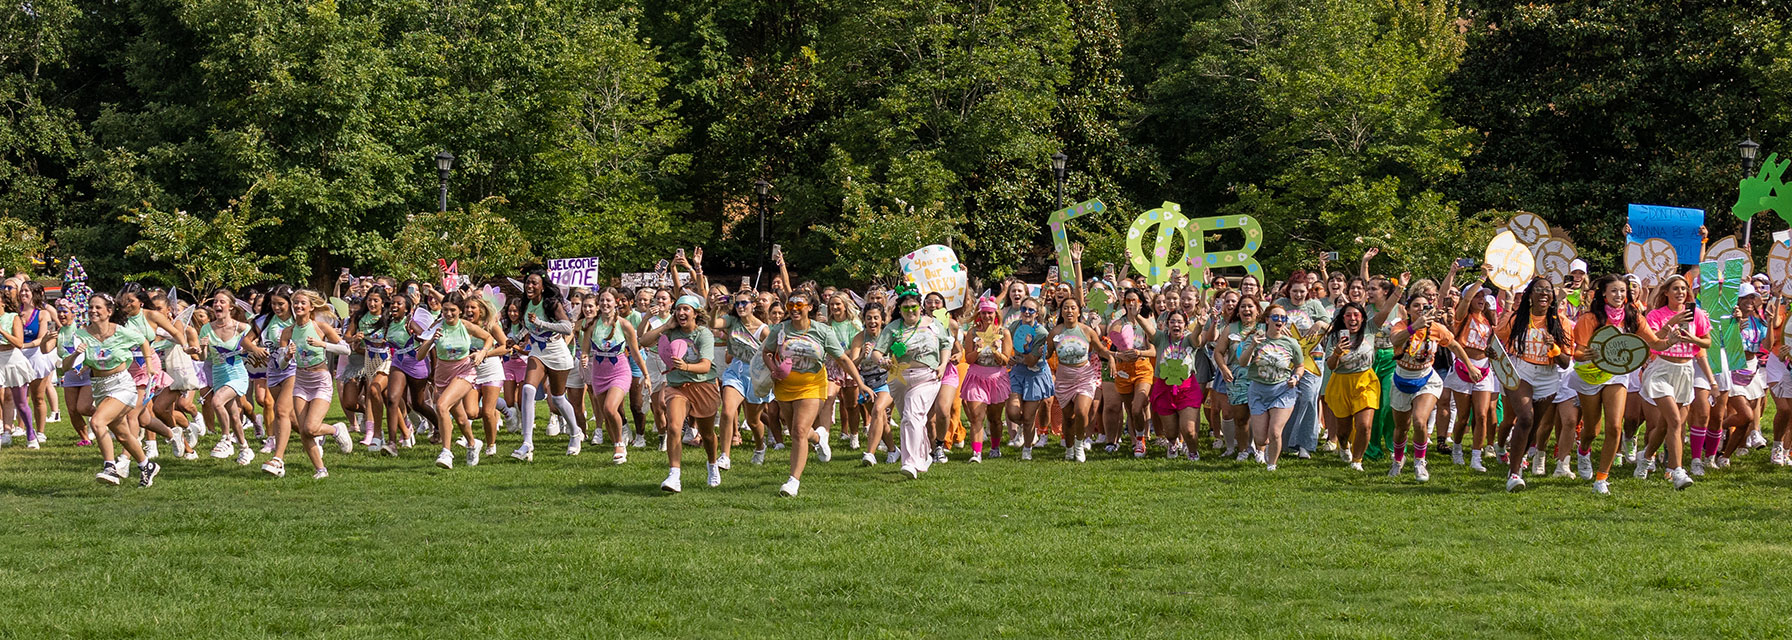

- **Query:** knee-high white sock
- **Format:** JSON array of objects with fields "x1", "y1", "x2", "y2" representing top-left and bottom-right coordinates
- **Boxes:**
[
  {"x1": 1222, "y1": 418, "x2": 1237, "y2": 449},
  {"x1": 547, "y1": 394, "x2": 577, "y2": 434},
  {"x1": 520, "y1": 384, "x2": 539, "y2": 448}
]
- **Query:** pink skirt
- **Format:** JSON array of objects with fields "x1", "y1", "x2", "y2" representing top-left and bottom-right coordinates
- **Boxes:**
[
  {"x1": 960, "y1": 364, "x2": 1010, "y2": 405},
  {"x1": 433, "y1": 358, "x2": 474, "y2": 388},
  {"x1": 294, "y1": 368, "x2": 333, "y2": 402},
  {"x1": 941, "y1": 360, "x2": 962, "y2": 388},
  {"x1": 1149, "y1": 376, "x2": 1205, "y2": 414},
  {"x1": 128, "y1": 349, "x2": 171, "y2": 393},
  {"x1": 587, "y1": 354, "x2": 632, "y2": 393},
  {"x1": 1054, "y1": 360, "x2": 1100, "y2": 406},
  {"x1": 502, "y1": 357, "x2": 527, "y2": 382}
]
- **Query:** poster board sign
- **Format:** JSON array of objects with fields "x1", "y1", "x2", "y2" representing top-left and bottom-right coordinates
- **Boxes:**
[
  {"x1": 547, "y1": 256, "x2": 602, "y2": 290},
  {"x1": 620, "y1": 271, "x2": 690, "y2": 291},
  {"x1": 1484, "y1": 231, "x2": 1535, "y2": 291},
  {"x1": 1627, "y1": 204, "x2": 1704, "y2": 265},
  {"x1": 899, "y1": 244, "x2": 968, "y2": 310}
]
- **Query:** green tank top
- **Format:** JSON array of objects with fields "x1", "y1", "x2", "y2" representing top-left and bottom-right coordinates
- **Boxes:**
[
  {"x1": 292, "y1": 320, "x2": 327, "y2": 368},
  {"x1": 76, "y1": 324, "x2": 146, "y2": 370},
  {"x1": 434, "y1": 320, "x2": 472, "y2": 360},
  {"x1": 385, "y1": 317, "x2": 416, "y2": 355},
  {"x1": 0, "y1": 312, "x2": 15, "y2": 348}
]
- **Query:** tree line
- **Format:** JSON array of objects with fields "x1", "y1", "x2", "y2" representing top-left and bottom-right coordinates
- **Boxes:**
[{"x1": 0, "y1": 0, "x2": 1786, "y2": 290}]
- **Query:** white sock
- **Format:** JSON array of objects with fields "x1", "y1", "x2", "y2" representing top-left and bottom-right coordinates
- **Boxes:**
[
  {"x1": 667, "y1": 466, "x2": 681, "y2": 478},
  {"x1": 547, "y1": 394, "x2": 577, "y2": 432},
  {"x1": 519, "y1": 384, "x2": 538, "y2": 448}
]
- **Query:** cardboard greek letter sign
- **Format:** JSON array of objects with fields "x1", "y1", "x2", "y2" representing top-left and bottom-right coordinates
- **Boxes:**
[
  {"x1": 1500, "y1": 213, "x2": 1578, "y2": 285},
  {"x1": 547, "y1": 256, "x2": 602, "y2": 290},
  {"x1": 1627, "y1": 204, "x2": 1703, "y2": 265},
  {"x1": 1733, "y1": 153, "x2": 1792, "y2": 226},
  {"x1": 1125, "y1": 201, "x2": 1263, "y2": 286},
  {"x1": 1624, "y1": 239, "x2": 1677, "y2": 287},
  {"x1": 899, "y1": 244, "x2": 968, "y2": 310},
  {"x1": 1049, "y1": 199, "x2": 1106, "y2": 281}
]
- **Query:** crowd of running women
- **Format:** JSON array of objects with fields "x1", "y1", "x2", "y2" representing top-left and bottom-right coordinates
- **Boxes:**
[{"x1": 3, "y1": 242, "x2": 1788, "y2": 497}]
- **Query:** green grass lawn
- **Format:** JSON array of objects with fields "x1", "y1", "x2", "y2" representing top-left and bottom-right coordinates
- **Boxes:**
[{"x1": 4, "y1": 404, "x2": 1792, "y2": 640}]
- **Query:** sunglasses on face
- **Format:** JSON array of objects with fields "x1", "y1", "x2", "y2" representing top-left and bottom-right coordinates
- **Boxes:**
[
  {"x1": 1269, "y1": 315, "x2": 1288, "y2": 323},
  {"x1": 899, "y1": 305, "x2": 920, "y2": 312},
  {"x1": 734, "y1": 300, "x2": 752, "y2": 307},
  {"x1": 1021, "y1": 308, "x2": 1037, "y2": 315}
]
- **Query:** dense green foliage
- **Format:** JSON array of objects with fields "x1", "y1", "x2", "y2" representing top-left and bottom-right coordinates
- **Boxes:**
[{"x1": 1, "y1": 0, "x2": 1789, "y2": 288}]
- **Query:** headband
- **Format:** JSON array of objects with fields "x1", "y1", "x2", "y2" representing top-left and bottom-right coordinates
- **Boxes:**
[{"x1": 675, "y1": 294, "x2": 705, "y2": 310}]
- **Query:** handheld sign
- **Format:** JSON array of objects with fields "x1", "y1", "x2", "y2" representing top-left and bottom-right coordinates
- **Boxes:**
[
  {"x1": 1484, "y1": 231, "x2": 1535, "y2": 291},
  {"x1": 547, "y1": 256, "x2": 602, "y2": 290},
  {"x1": 1627, "y1": 204, "x2": 1704, "y2": 265},
  {"x1": 899, "y1": 245, "x2": 969, "y2": 310},
  {"x1": 1485, "y1": 335, "x2": 1520, "y2": 391}
]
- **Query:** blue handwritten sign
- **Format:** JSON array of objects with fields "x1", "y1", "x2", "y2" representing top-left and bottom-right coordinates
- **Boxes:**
[{"x1": 1628, "y1": 204, "x2": 1704, "y2": 265}]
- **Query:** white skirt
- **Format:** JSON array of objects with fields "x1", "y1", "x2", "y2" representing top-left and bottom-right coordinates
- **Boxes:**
[
  {"x1": 528, "y1": 338, "x2": 576, "y2": 372},
  {"x1": 92, "y1": 370, "x2": 138, "y2": 406},
  {"x1": 0, "y1": 348, "x2": 35, "y2": 388},
  {"x1": 474, "y1": 357, "x2": 504, "y2": 387},
  {"x1": 28, "y1": 347, "x2": 57, "y2": 381},
  {"x1": 162, "y1": 347, "x2": 204, "y2": 391}
]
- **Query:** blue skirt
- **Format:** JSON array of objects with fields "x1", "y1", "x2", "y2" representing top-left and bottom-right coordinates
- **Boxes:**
[{"x1": 1009, "y1": 364, "x2": 1054, "y2": 402}]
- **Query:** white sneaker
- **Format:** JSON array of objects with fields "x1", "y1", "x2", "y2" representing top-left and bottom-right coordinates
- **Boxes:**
[
  {"x1": 1772, "y1": 444, "x2": 1787, "y2": 466},
  {"x1": 861, "y1": 452, "x2": 876, "y2": 466},
  {"x1": 566, "y1": 430, "x2": 583, "y2": 456},
  {"x1": 849, "y1": 434, "x2": 861, "y2": 450},
  {"x1": 1552, "y1": 458, "x2": 1573, "y2": 478},
  {"x1": 546, "y1": 414, "x2": 562, "y2": 437},
  {"x1": 1452, "y1": 448, "x2": 1464, "y2": 465},
  {"x1": 706, "y1": 463, "x2": 721, "y2": 488},
  {"x1": 1468, "y1": 457, "x2": 1486, "y2": 473},
  {"x1": 1715, "y1": 456, "x2": 1731, "y2": 469},
  {"x1": 1576, "y1": 453, "x2": 1593, "y2": 479},
  {"x1": 900, "y1": 465, "x2": 918, "y2": 479},
  {"x1": 1062, "y1": 445, "x2": 1075, "y2": 461},
  {"x1": 1634, "y1": 459, "x2": 1650, "y2": 479},
  {"x1": 510, "y1": 444, "x2": 534, "y2": 462},
  {"x1": 1414, "y1": 459, "x2": 1430, "y2": 482},
  {"x1": 1506, "y1": 474, "x2": 1526, "y2": 492},
  {"x1": 185, "y1": 425, "x2": 199, "y2": 450},
  {"x1": 334, "y1": 423, "x2": 354, "y2": 454},
  {"x1": 1339, "y1": 448, "x2": 1351, "y2": 463},
  {"x1": 435, "y1": 448, "x2": 454, "y2": 469},
  {"x1": 1671, "y1": 467, "x2": 1694, "y2": 490},
  {"x1": 1389, "y1": 459, "x2": 1404, "y2": 478},
  {"x1": 258, "y1": 438, "x2": 275, "y2": 454},
  {"x1": 885, "y1": 450, "x2": 901, "y2": 464},
  {"x1": 211, "y1": 439, "x2": 234, "y2": 459},
  {"x1": 1074, "y1": 442, "x2": 1086, "y2": 463},
  {"x1": 1749, "y1": 429, "x2": 1769, "y2": 449},
  {"x1": 144, "y1": 440, "x2": 160, "y2": 460},
  {"x1": 661, "y1": 470, "x2": 682, "y2": 493},
  {"x1": 1349, "y1": 462, "x2": 1364, "y2": 471},
  {"x1": 1236, "y1": 448, "x2": 1251, "y2": 462},
  {"x1": 752, "y1": 447, "x2": 767, "y2": 465},
  {"x1": 1251, "y1": 448, "x2": 1265, "y2": 464},
  {"x1": 1020, "y1": 447, "x2": 1033, "y2": 461},
  {"x1": 313, "y1": 468, "x2": 329, "y2": 480},
  {"x1": 1265, "y1": 463, "x2": 1277, "y2": 472},
  {"x1": 467, "y1": 440, "x2": 483, "y2": 467},
  {"x1": 631, "y1": 434, "x2": 647, "y2": 449},
  {"x1": 716, "y1": 454, "x2": 732, "y2": 471},
  {"x1": 116, "y1": 455, "x2": 131, "y2": 479},
  {"x1": 234, "y1": 446, "x2": 253, "y2": 466},
  {"x1": 1690, "y1": 458, "x2": 1706, "y2": 476},
  {"x1": 48, "y1": 410, "x2": 59, "y2": 423},
  {"x1": 970, "y1": 451, "x2": 983, "y2": 464},
  {"x1": 1592, "y1": 479, "x2": 1610, "y2": 495},
  {"x1": 484, "y1": 443, "x2": 496, "y2": 456},
  {"x1": 777, "y1": 477, "x2": 800, "y2": 497},
  {"x1": 815, "y1": 427, "x2": 832, "y2": 462},
  {"x1": 591, "y1": 427, "x2": 604, "y2": 446},
  {"x1": 1528, "y1": 449, "x2": 1546, "y2": 475},
  {"x1": 167, "y1": 428, "x2": 184, "y2": 455}
]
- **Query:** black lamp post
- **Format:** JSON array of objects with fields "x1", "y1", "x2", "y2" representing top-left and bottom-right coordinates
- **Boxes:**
[
  {"x1": 1741, "y1": 138, "x2": 1760, "y2": 245},
  {"x1": 755, "y1": 179, "x2": 771, "y2": 289},
  {"x1": 435, "y1": 151, "x2": 455, "y2": 214},
  {"x1": 1051, "y1": 152, "x2": 1068, "y2": 210}
]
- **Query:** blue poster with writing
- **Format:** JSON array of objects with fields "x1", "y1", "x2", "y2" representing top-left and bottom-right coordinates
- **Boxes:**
[{"x1": 1627, "y1": 204, "x2": 1704, "y2": 265}]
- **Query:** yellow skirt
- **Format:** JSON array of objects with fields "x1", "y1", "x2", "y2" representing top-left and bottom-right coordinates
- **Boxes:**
[
  {"x1": 774, "y1": 369, "x2": 830, "y2": 403},
  {"x1": 1325, "y1": 369, "x2": 1381, "y2": 418}
]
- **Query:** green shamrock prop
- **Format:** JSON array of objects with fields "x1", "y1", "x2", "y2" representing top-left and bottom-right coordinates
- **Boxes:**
[
  {"x1": 1087, "y1": 287, "x2": 1111, "y2": 316},
  {"x1": 1158, "y1": 358, "x2": 1191, "y2": 386}
]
